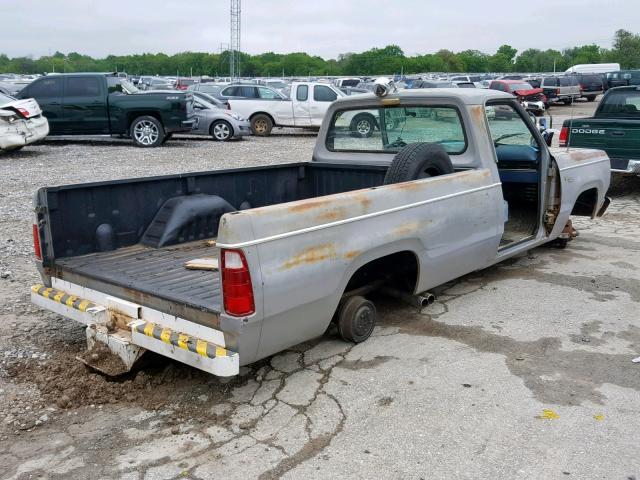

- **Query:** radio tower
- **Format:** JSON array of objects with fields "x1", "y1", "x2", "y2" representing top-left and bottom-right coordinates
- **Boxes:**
[{"x1": 230, "y1": 0, "x2": 241, "y2": 80}]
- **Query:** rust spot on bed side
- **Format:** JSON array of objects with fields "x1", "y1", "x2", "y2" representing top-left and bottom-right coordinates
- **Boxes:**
[
  {"x1": 344, "y1": 250, "x2": 361, "y2": 260},
  {"x1": 317, "y1": 207, "x2": 348, "y2": 223},
  {"x1": 280, "y1": 243, "x2": 337, "y2": 270},
  {"x1": 288, "y1": 198, "x2": 329, "y2": 213}
]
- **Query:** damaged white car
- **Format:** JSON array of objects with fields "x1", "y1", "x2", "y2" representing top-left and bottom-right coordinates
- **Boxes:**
[{"x1": 0, "y1": 92, "x2": 49, "y2": 152}]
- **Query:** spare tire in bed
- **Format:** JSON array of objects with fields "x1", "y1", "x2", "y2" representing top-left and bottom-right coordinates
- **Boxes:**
[{"x1": 383, "y1": 142, "x2": 454, "y2": 185}]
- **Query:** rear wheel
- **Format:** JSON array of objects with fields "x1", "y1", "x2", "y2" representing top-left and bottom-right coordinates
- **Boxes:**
[
  {"x1": 130, "y1": 116, "x2": 164, "y2": 147},
  {"x1": 250, "y1": 114, "x2": 273, "y2": 136},
  {"x1": 161, "y1": 133, "x2": 173, "y2": 144},
  {"x1": 210, "y1": 120, "x2": 233, "y2": 141},
  {"x1": 337, "y1": 296, "x2": 377, "y2": 343}
]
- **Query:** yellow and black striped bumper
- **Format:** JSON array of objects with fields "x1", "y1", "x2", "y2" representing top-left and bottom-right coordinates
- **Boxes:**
[
  {"x1": 30, "y1": 283, "x2": 239, "y2": 376},
  {"x1": 31, "y1": 284, "x2": 100, "y2": 312},
  {"x1": 133, "y1": 321, "x2": 231, "y2": 359}
]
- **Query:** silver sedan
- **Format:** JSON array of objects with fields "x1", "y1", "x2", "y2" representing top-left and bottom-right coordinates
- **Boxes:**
[{"x1": 191, "y1": 95, "x2": 251, "y2": 141}]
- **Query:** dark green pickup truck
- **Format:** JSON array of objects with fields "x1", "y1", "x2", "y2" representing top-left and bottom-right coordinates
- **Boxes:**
[
  {"x1": 18, "y1": 73, "x2": 195, "y2": 147},
  {"x1": 560, "y1": 86, "x2": 640, "y2": 174}
]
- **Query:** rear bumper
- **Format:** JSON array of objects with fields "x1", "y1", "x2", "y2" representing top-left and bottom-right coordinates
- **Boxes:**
[
  {"x1": 611, "y1": 158, "x2": 640, "y2": 175},
  {"x1": 30, "y1": 280, "x2": 239, "y2": 376},
  {"x1": 0, "y1": 115, "x2": 49, "y2": 150}
]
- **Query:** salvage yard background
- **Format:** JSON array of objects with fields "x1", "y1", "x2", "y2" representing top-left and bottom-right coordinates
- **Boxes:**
[{"x1": 1, "y1": 99, "x2": 639, "y2": 479}]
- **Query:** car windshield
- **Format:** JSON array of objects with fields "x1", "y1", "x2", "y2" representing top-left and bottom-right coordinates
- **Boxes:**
[
  {"x1": 509, "y1": 83, "x2": 533, "y2": 91},
  {"x1": 327, "y1": 105, "x2": 466, "y2": 157},
  {"x1": 0, "y1": 92, "x2": 14, "y2": 105}
]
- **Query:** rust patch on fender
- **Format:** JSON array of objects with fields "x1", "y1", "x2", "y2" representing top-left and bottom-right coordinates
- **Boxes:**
[
  {"x1": 392, "y1": 221, "x2": 422, "y2": 236},
  {"x1": 344, "y1": 250, "x2": 361, "y2": 260},
  {"x1": 568, "y1": 149, "x2": 605, "y2": 162},
  {"x1": 392, "y1": 219, "x2": 431, "y2": 236},
  {"x1": 280, "y1": 243, "x2": 337, "y2": 270}
]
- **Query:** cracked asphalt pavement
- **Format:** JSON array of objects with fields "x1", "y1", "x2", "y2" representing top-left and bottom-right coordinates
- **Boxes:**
[{"x1": 1, "y1": 102, "x2": 640, "y2": 479}]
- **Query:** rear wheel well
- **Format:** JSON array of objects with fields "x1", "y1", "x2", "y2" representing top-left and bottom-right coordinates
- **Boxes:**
[
  {"x1": 127, "y1": 111, "x2": 163, "y2": 130},
  {"x1": 344, "y1": 251, "x2": 419, "y2": 295},
  {"x1": 571, "y1": 187, "x2": 599, "y2": 217}
]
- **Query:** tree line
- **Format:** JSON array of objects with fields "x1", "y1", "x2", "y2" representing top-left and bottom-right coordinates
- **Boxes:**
[{"x1": 1, "y1": 29, "x2": 638, "y2": 77}]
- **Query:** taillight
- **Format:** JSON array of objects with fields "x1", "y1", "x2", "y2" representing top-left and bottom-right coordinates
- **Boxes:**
[
  {"x1": 559, "y1": 127, "x2": 568, "y2": 147},
  {"x1": 33, "y1": 224, "x2": 42, "y2": 260},
  {"x1": 556, "y1": 88, "x2": 560, "y2": 95},
  {"x1": 17, "y1": 107, "x2": 30, "y2": 118},
  {"x1": 221, "y1": 249, "x2": 255, "y2": 316}
]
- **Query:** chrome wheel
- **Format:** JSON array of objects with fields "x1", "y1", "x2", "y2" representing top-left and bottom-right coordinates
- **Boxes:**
[
  {"x1": 212, "y1": 122, "x2": 232, "y2": 141},
  {"x1": 133, "y1": 120, "x2": 159, "y2": 146}
]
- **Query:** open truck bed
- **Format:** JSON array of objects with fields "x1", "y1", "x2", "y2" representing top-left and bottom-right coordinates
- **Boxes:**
[
  {"x1": 36, "y1": 162, "x2": 387, "y2": 330},
  {"x1": 55, "y1": 240, "x2": 222, "y2": 314}
]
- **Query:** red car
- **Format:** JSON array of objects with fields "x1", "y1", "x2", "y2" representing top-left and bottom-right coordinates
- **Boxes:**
[
  {"x1": 175, "y1": 78, "x2": 197, "y2": 91},
  {"x1": 489, "y1": 80, "x2": 547, "y2": 116}
]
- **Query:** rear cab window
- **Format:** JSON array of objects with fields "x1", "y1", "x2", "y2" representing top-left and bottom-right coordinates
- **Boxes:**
[
  {"x1": 600, "y1": 90, "x2": 640, "y2": 116},
  {"x1": 326, "y1": 105, "x2": 467, "y2": 157},
  {"x1": 296, "y1": 85, "x2": 309, "y2": 101}
]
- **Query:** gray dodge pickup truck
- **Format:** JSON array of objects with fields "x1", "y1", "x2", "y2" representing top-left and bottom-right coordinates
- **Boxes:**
[{"x1": 30, "y1": 87, "x2": 611, "y2": 376}]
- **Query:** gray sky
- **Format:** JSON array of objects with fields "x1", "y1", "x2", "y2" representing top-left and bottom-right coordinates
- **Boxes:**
[{"x1": 4, "y1": 0, "x2": 638, "y2": 59}]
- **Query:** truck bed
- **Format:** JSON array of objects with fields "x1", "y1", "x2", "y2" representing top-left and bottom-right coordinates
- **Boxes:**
[{"x1": 56, "y1": 240, "x2": 221, "y2": 313}]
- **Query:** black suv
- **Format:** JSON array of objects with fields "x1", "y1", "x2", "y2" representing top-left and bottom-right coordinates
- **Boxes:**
[{"x1": 574, "y1": 73, "x2": 604, "y2": 101}]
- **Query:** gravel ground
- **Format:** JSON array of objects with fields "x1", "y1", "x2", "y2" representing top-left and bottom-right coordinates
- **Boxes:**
[{"x1": 2, "y1": 99, "x2": 640, "y2": 479}]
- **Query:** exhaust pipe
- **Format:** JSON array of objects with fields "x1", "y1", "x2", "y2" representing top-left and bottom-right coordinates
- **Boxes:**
[{"x1": 381, "y1": 287, "x2": 435, "y2": 309}]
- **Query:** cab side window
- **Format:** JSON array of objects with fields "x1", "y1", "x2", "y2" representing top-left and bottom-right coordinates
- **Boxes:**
[
  {"x1": 65, "y1": 77, "x2": 101, "y2": 97},
  {"x1": 26, "y1": 77, "x2": 62, "y2": 98},
  {"x1": 313, "y1": 85, "x2": 337, "y2": 102}
]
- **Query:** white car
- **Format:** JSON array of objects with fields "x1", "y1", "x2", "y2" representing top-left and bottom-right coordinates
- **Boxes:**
[{"x1": 0, "y1": 93, "x2": 49, "y2": 152}]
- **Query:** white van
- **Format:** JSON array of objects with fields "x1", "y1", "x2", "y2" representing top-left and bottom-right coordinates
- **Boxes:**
[{"x1": 565, "y1": 63, "x2": 621, "y2": 74}]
